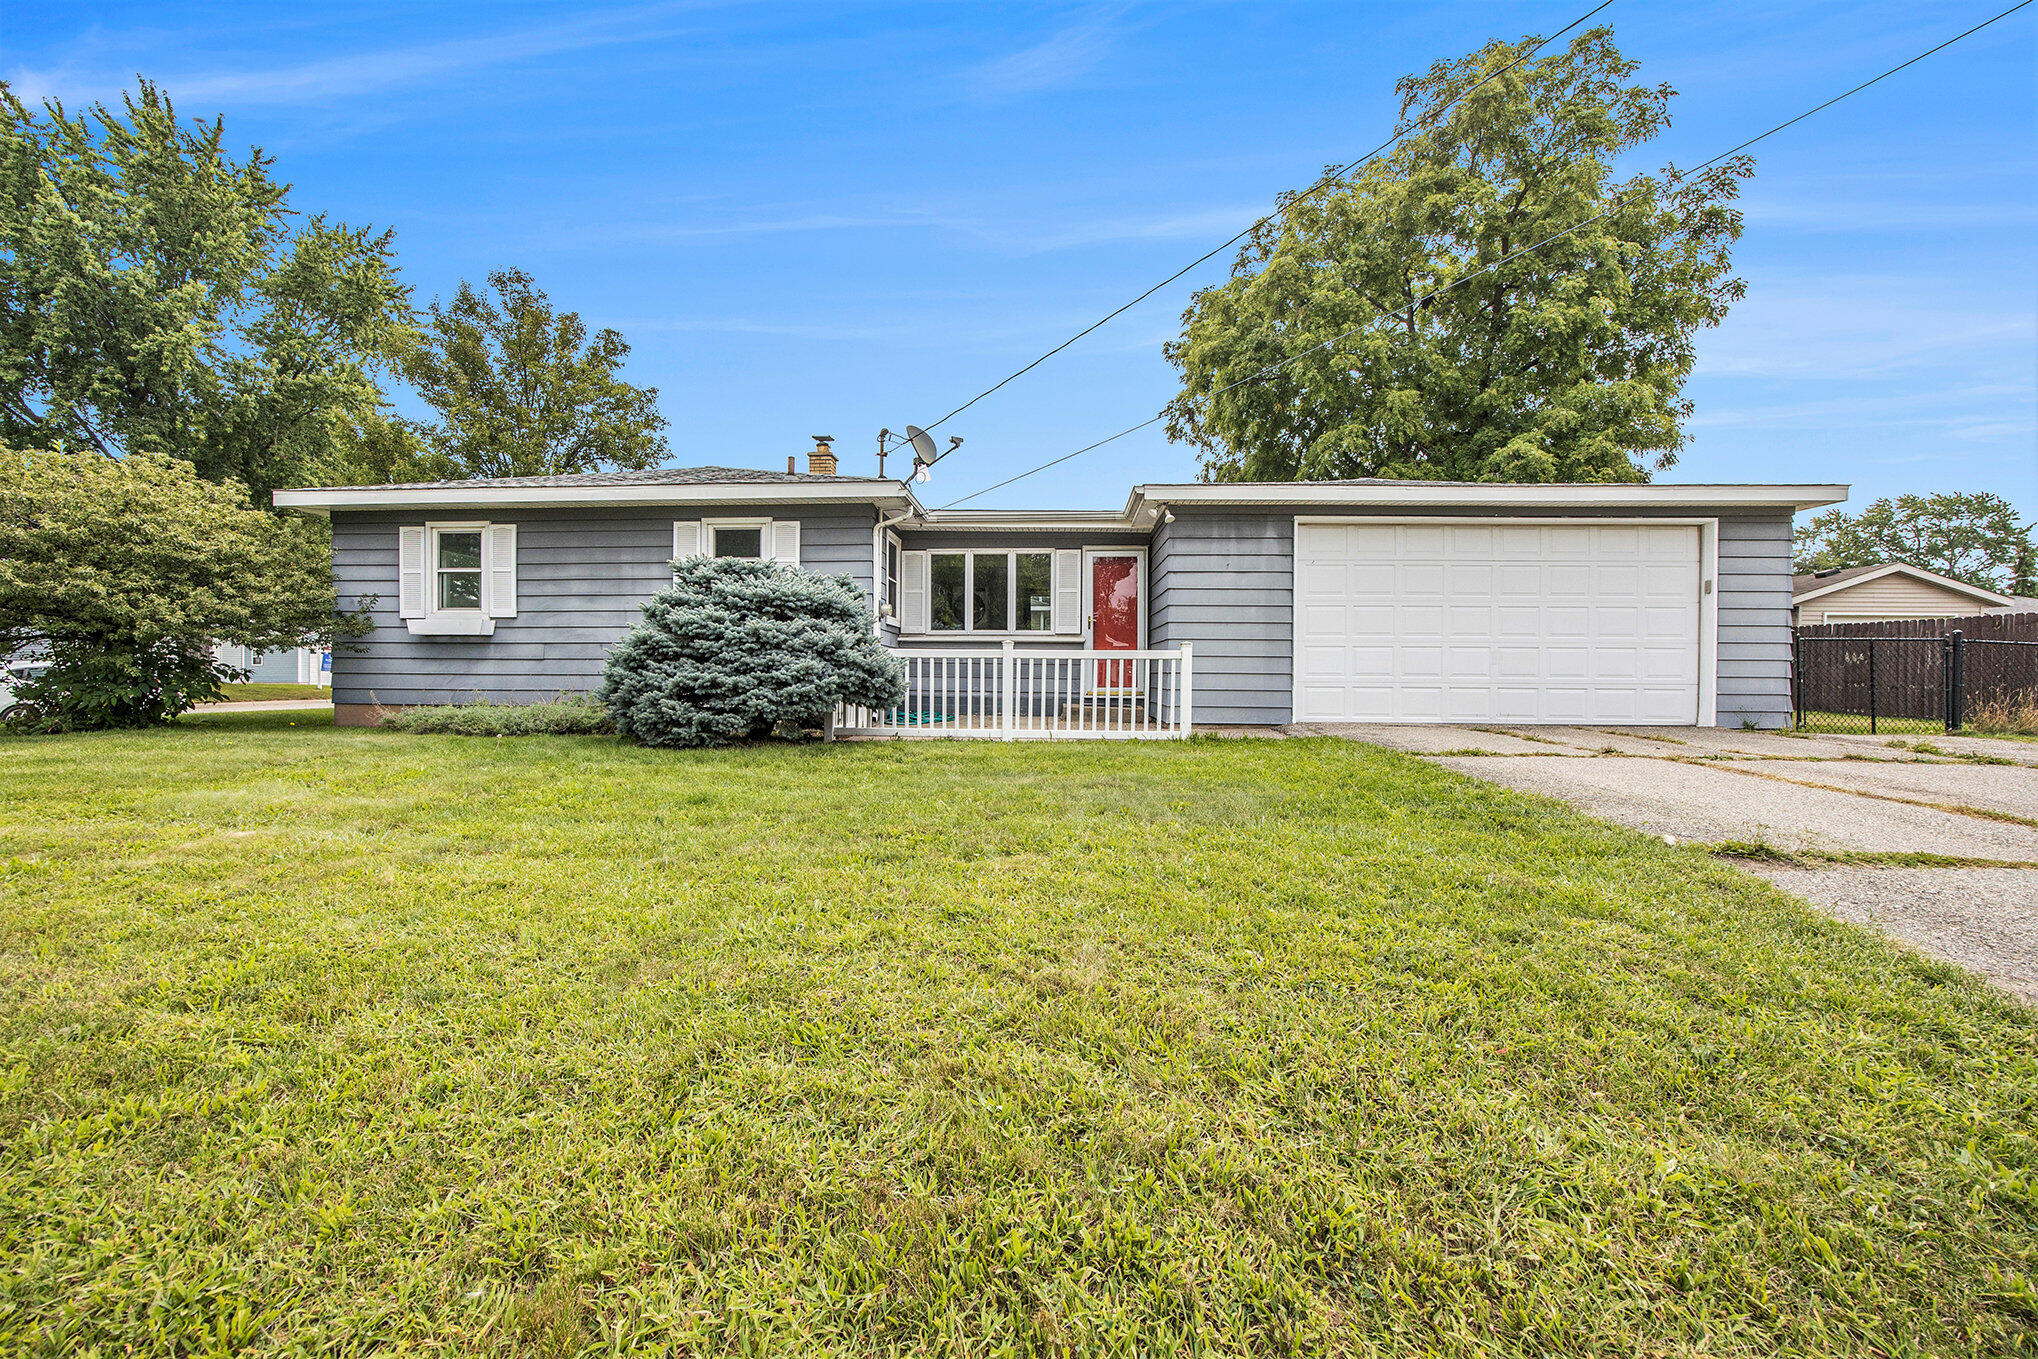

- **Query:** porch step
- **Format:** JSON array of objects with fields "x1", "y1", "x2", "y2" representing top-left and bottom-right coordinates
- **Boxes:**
[{"x1": 1060, "y1": 696, "x2": 1147, "y2": 721}]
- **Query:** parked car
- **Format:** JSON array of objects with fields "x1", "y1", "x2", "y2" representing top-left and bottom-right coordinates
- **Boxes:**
[{"x1": 1, "y1": 658, "x2": 48, "y2": 723}]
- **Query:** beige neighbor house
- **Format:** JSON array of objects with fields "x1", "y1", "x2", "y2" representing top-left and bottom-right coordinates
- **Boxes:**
[{"x1": 1792, "y1": 562, "x2": 2028, "y2": 625}]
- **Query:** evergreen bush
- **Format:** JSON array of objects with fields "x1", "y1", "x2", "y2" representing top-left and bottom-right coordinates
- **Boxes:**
[
  {"x1": 382, "y1": 695, "x2": 611, "y2": 736},
  {"x1": 600, "y1": 558, "x2": 904, "y2": 747}
]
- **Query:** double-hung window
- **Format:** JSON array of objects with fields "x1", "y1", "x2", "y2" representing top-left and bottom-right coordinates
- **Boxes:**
[
  {"x1": 434, "y1": 528, "x2": 484, "y2": 610},
  {"x1": 927, "y1": 551, "x2": 1054, "y2": 633},
  {"x1": 399, "y1": 521, "x2": 517, "y2": 635}
]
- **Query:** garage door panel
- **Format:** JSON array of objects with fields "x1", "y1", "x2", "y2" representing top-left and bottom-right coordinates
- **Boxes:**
[
  {"x1": 1401, "y1": 646, "x2": 1445, "y2": 677},
  {"x1": 1401, "y1": 606, "x2": 1446, "y2": 639},
  {"x1": 1293, "y1": 521, "x2": 1702, "y2": 724},
  {"x1": 1443, "y1": 689, "x2": 1494, "y2": 721},
  {"x1": 1546, "y1": 565, "x2": 1592, "y2": 596},
  {"x1": 1545, "y1": 607, "x2": 1590, "y2": 639},
  {"x1": 1350, "y1": 646, "x2": 1395, "y2": 677}
]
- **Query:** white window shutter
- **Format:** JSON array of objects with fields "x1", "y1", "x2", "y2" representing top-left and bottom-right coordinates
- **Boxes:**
[
  {"x1": 768, "y1": 518, "x2": 801, "y2": 567},
  {"x1": 901, "y1": 551, "x2": 930, "y2": 633},
  {"x1": 673, "y1": 520, "x2": 703, "y2": 562},
  {"x1": 1052, "y1": 549, "x2": 1082, "y2": 634},
  {"x1": 399, "y1": 526, "x2": 426, "y2": 619},
  {"x1": 484, "y1": 523, "x2": 517, "y2": 617}
]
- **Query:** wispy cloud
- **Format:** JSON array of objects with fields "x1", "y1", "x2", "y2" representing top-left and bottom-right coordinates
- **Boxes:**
[
  {"x1": 6, "y1": 2, "x2": 724, "y2": 108},
  {"x1": 1739, "y1": 196, "x2": 2038, "y2": 233},
  {"x1": 966, "y1": 5, "x2": 1131, "y2": 99},
  {"x1": 1695, "y1": 288, "x2": 2036, "y2": 381},
  {"x1": 558, "y1": 195, "x2": 1262, "y2": 257}
]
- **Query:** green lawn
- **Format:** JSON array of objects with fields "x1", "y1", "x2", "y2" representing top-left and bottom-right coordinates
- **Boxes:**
[
  {"x1": 1, "y1": 717, "x2": 2033, "y2": 1355},
  {"x1": 1794, "y1": 711, "x2": 1946, "y2": 735},
  {"x1": 216, "y1": 682, "x2": 332, "y2": 702}
]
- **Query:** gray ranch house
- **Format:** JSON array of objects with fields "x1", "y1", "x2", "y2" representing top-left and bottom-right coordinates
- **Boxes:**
[{"x1": 274, "y1": 450, "x2": 1843, "y2": 735}]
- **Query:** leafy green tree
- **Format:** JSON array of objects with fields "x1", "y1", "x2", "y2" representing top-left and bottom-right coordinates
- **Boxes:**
[
  {"x1": 0, "y1": 82, "x2": 413, "y2": 506},
  {"x1": 1164, "y1": 28, "x2": 1750, "y2": 484},
  {"x1": 1794, "y1": 492, "x2": 2034, "y2": 594},
  {"x1": 400, "y1": 269, "x2": 667, "y2": 478},
  {"x1": 0, "y1": 448, "x2": 367, "y2": 728},
  {"x1": 333, "y1": 408, "x2": 461, "y2": 485}
]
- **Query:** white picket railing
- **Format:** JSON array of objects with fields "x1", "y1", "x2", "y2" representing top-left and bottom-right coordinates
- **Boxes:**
[{"x1": 836, "y1": 641, "x2": 1193, "y2": 740}]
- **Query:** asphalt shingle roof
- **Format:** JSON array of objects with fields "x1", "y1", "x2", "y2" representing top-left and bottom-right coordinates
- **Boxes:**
[{"x1": 316, "y1": 465, "x2": 894, "y2": 492}]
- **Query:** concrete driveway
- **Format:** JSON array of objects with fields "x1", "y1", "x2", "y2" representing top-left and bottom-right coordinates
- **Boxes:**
[{"x1": 1300, "y1": 722, "x2": 2038, "y2": 1005}]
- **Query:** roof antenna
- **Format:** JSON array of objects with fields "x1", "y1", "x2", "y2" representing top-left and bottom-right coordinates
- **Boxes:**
[{"x1": 877, "y1": 428, "x2": 891, "y2": 479}]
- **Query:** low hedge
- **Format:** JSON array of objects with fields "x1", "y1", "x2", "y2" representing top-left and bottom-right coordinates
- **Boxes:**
[{"x1": 380, "y1": 696, "x2": 611, "y2": 736}]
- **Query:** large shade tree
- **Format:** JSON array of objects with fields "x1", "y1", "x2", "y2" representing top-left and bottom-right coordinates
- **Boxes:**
[
  {"x1": 1795, "y1": 492, "x2": 2035, "y2": 595},
  {"x1": 1164, "y1": 28, "x2": 1751, "y2": 484},
  {"x1": 398, "y1": 269, "x2": 668, "y2": 479},
  {"x1": 0, "y1": 82, "x2": 413, "y2": 506}
]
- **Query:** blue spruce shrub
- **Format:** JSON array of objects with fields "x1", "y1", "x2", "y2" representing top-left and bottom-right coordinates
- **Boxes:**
[{"x1": 600, "y1": 557, "x2": 906, "y2": 747}]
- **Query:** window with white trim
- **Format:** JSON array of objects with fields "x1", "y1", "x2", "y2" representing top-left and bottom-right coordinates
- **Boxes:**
[
  {"x1": 927, "y1": 551, "x2": 1054, "y2": 633},
  {"x1": 884, "y1": 533, "x2": 902, "y2": 620},
  {"x1": 400, "y1": 521, "x2": 517, "y2": 635},
  {"x1": 434, "y1": 528, "x2": 484, "y2": 610},
  {"x1": 709, "y1": 520, "x2": 766, "y2": 559}
]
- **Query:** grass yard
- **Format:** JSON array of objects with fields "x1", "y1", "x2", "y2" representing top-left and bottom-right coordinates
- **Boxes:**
[
  {"x1": 216, "y1": 682, "x2": 333, "y2": 702},
  {"x1": 1794, "y1": 711, "x2": 1946, "y2": 736},
  {"x1": 1, "y1": 715, "x2": 2033, "y2": 1355}
]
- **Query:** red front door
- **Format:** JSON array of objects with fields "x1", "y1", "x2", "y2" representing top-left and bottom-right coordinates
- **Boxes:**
[{"x1": 1090, "y1": 554, "x2": 1140, "y2": 688}]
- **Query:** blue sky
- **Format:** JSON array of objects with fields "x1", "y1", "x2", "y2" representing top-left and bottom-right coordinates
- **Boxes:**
[{"x1": 8, "y1": 1, "x2": 2035, "y2": 517}]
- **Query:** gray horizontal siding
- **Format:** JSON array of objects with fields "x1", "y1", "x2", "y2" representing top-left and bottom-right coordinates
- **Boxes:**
[
  {"x1": 1150, "y1": 511, "x2": 1292, "y2": 725},
  {"x1": 1714, "y1": 512, "x2": 1793, "y2": 727},
  {"x1": 331, "y1": 504, "x2": 877, "y2": 707}
]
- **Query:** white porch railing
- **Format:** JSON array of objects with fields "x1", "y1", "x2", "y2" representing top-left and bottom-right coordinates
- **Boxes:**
[{"x1": 836, "y1": 641, "x2": 1193, "y2": 740}]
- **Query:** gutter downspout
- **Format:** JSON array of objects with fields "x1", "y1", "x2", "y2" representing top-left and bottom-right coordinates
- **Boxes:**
[{"x1": 871, "y1": 507, "x2": 917, "y2": 637}]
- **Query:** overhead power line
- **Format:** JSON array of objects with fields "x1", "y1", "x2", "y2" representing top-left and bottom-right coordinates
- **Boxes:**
[
  {"x1": 889, "y1": 0, "x2": 1618, "y2": 466},
  {"x1": 931, "y1": 0, "x2": 2034, "y2": 513}
]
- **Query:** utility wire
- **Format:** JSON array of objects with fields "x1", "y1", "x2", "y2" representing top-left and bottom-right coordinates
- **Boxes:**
[
  {"x1": 889, "y1": 0, "x2": 1618, "y2": 466},
  {"x1": 931, "y1": 0, "x2": 2034, "y2": 512}
]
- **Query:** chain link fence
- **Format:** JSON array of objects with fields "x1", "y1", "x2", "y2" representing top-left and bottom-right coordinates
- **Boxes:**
[{"x1": 1793, "y1": 631, "x2": 2038, "y2": 735}]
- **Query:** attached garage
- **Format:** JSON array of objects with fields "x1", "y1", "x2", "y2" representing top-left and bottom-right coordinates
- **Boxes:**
[{"x1": 1293, "y1": 518, "x2": 1714, "y2": 725}]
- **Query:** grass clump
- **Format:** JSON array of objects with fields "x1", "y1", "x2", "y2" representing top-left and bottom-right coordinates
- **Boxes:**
[
  {"x1": 0, "y1": 724, "x2": 2033, "y2": 1353},
  {"x1": 381, "y1": 694, "x2": 611, "y2": 736},
  {"x1": 1969, "y1": 691, "x2": 2038, "y2": 737}
]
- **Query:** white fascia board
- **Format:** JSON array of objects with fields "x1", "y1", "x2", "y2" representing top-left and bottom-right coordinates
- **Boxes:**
[
  {"x1": 1792, "y1": 561, "x2": 2011, "y2": 607},
  {"x1": 1128, "y1": 483, "x2": 1849, "y2": 513},
  {"x1": 274, "y1": 481, "x2": 922, "y2": 516},
  {"x1": 912, "y1": 511, "x2": 1140, "y2": 532}
]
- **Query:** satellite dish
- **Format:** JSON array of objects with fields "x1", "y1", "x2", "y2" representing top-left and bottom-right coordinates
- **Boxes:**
[{"x1": 904, "y1": 425, "x2": 938, "y2": 476}]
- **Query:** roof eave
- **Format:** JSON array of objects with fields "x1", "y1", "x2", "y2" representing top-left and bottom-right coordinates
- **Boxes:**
[
  {"x1": 273, "y1": 480, "x2": 922, "y2": 516},
  {"x1": 1125, "y1": 482, "x2": 1849, "y2": 513}
]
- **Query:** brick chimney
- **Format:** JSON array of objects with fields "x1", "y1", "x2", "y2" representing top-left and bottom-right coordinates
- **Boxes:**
[{"x1": 807, "y1": 435, "x2": 837, "y2": 476}]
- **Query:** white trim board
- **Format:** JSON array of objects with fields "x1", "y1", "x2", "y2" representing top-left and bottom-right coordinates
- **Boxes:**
[
  {"x1": 1290, "y1": 515, "x2": 1719, "y2": 727},
  {"x1": 276, "y1": 481, "x2": 917, "y2": 515}
]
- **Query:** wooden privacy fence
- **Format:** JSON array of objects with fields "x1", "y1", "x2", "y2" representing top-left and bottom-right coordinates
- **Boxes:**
[
  {"x1": 835, "y1": 642, "x2": 1193, "y2": 740},
  {"x1": 1796, "y1": 611, "x2": 2038, "y2": 643}
]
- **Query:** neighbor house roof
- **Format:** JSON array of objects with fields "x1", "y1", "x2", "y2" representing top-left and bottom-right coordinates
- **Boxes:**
[{"x1": 1792, "y1": 561, "x2": 2013, "y2": 608}]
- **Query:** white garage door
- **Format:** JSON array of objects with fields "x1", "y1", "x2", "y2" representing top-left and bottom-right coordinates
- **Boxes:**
[{"x1": 1295, "y1": 521, "x2": 1702, "y2": 724}]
